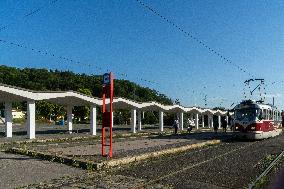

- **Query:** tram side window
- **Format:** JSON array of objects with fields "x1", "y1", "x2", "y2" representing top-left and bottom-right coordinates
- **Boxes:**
[
  {"x1": 258, "y1": 109, "x2": 263, "y2": 120},
  {"x1": 263, "y1": 109, "x2": 267, "y2": 120},
  {"x1": 278, "y1": 111, "x2": 281, "y2": 121}
]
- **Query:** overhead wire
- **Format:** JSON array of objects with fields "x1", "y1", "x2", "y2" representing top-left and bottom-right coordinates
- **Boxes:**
[
  {"x1": 134, "y1": 0, "x2": 269, "y2": 107},
  {"x1": 135, "y1": 0, "x2": 255, "y2": 78},
  {"x1": 0, "y1": 0, "x2": 161, "y2": 89},
  {"x1": 0, "y1": 38, "x2": 160, "y2": 87},
  {"x1": 0, "y1": 0, "x2": 59, "y2": 32}
]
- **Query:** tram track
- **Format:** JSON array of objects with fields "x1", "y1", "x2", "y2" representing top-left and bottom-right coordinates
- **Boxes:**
[
  {"x1": 248, "y1": 149, "x2": 284, "y2": 189},
  {"x1": 132, "y1": 140, "x2": 259, "y2": 189},
  {"x1": 114, "y1": 134, "x2": 284, "y2": 189}
]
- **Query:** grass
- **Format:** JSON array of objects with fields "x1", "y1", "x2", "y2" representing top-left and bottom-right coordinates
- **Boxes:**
[{"x1": 251, "y1": 154, "x2": 284, "y2": 189}]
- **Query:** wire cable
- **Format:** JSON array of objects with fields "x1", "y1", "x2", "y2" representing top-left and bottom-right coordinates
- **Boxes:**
[
  {"x1": 135, "y1": 0, "x2": 254, "y2": 78},
  {"x1": 0, "y1": 0, "x2": 59, "y2": 32},
  {"x1": 0, "y1": 38, "x2": 159, "y2": 87}
]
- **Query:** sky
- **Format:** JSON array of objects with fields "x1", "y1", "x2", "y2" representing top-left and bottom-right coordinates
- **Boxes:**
[{"x1": 1, "y1": 0, "x2": 284, "y2": 109}]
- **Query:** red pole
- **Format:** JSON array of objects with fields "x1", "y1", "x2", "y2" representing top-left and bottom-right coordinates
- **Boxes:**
[
  {"x1": 109, "y1": 73, "x2": 113, "y2": 157},
  {"x1": 101, "y1": 72, "x2": 114, "y2": 157}
]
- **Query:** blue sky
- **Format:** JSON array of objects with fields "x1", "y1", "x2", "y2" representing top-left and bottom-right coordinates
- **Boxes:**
[{"x1": 0, "y1": 0, "x2": 284, "y2": 109}]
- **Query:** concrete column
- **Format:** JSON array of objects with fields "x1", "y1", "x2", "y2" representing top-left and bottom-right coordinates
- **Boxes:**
[
  {"x1": 27, "y1": 101, "x2": 36, "y2": 139},
  {"x1": 179, "y1": 112, "x2": 184, "y2": 130},
  {"x1": 207, "y1": 115, "x2": 210, "y2": 128},
  {"x1": 5, "y1": 102, "x2": 12, "y2": 138},
  {"x1": 159, "y1": 111, "x2": 164, "y2": 132},
  {"x1": 195, "y1": 113, "x2": 199, "y2": 130},
  {"x1": 142, "y1": 111, "x2": 145, "y2": 119},
  {"x1": 218, "y1": 115, "x2": 221, "y2": 129},
  {"x1": 202, "y1": 114, "x2": 205, "y2": 127},
  {"x1": 131, "y1": 109, "x2": 136, "y2": 133},
  {"x1": 211, "y1": 116, "x2": 214, "y2": 129},
  {"x1": 226, "y1": 115, "x2": 229, "y2": 127},
  {"x1": 138, "y1": 110, "x2": 142, "y2": 131},
  {"x1": 90, "y1": 105, "x2": 96, "y2": 135},
  {"x1": 67, "y1": 105, "x2": 73, "y2": 133}
]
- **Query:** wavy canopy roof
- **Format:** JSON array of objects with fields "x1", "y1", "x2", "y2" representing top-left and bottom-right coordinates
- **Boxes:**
[{"x1": 0, "y1": 83, "x2": 228, "y2": 115}]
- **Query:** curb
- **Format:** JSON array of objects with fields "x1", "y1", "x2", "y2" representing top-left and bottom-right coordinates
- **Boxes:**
[
  {"x1": 5, "y1": 139, "x2": 221, "y2": 171},
  {"x1": 6, "y1": 147, "x2": 101, "y2": 170},
  {"x1": 99, "y1": 139, "x2": 221, "y2": 169}
]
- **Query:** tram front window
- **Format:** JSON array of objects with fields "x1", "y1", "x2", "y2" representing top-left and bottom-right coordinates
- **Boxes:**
[{"x1": 235, "y1": 108, "x2": 260, "y2": 122}]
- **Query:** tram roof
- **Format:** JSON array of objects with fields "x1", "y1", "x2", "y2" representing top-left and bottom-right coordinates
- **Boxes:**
[{"x1": 234, "y1": 99, "x2": 279, "y2": 111}]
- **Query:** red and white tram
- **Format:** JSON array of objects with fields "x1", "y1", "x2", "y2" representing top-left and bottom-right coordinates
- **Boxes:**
[{"x1": 233, "y1": 100, "x2": 282, "y2": 139}]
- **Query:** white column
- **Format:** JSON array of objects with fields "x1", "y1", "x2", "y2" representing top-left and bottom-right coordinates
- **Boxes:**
[
  {"x1": 195, "y1": 113, "x2": 199, "y2": 130},
  {"x1": 67, "y1": 105, "x2": 73, "y2": 133},
  {"x1": 90, "y1": 105, "x2": 96, "y2": 135},
  {"x1": 211, "y1": 116, "x2": 214, "y2": 129},
  {"x1": 159, "y1": 111, "x2": 164, "y2": 132},
  {"x1": 202, "y1": 114, "x2": 205, "y2": 127},
  {"x1": 131, "y1": 109, "x2": 136, "y2": 133},
  {"x1": 179, "y1": 112, "x2": 184, "y2": 130},
  {"x1": 27, "y1": 101, "x2": 36, "y2": 139},
  {"x1": 138, "y1": 110, "x2": 142, "y2": 131},
  {"x1": 226, "y1": 115, "x2": 229, "y2": 127},
  {"x1": 207, "y1": 115, "x2": 210, "y2": 128},
  {"x1": 5, "y1": 102, "x2": 12, "y2": 138},
  {"x1": 218, "y1": 115, "x2": 221, "y2": 129}
]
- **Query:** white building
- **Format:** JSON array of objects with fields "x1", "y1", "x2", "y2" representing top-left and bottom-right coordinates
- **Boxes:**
[{"x1": 12, "y1": 110, "x2": 25, "y2": 119}]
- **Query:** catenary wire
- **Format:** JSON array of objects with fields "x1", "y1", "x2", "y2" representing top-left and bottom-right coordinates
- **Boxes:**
[
  {"x1": 135, "y1": 0, "x2": 255, "y2": 78},
  {"x1": 0, "y1": 0, "x2": 59, "y2": 32}
]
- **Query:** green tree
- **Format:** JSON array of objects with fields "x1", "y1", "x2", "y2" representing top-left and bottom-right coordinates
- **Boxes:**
[{"x1": 73, "y1": 88, "x2": 92, "y2": 122}]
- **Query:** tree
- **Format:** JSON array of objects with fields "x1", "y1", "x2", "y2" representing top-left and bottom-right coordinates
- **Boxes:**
[
  {"x1": 73, "y1": 88, "x2": 92, "y2": 122},
  {"x1": 0, "y1": 65, "x2": 173, "y2": 121}
]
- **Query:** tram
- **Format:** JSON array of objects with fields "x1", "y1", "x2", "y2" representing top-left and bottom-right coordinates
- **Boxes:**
[{"x1": 233, "y1": 100, "x2": 282, "y2": 139}]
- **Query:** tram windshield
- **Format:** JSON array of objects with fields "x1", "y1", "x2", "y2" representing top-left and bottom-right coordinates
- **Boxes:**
[{"x1": 235, "y1": 108, "x2": 261, "y2": 122}]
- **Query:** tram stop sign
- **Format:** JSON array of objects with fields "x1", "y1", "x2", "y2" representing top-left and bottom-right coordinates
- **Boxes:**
[{"x1": 103, "y1": 73, "x2": 111, "y2": 85}]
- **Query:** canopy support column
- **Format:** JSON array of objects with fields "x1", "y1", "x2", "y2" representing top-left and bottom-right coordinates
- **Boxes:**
[
  {"x1": 138, "y1": 110, "x2": 142, "y2": 131},
  {"x1": 179, "y1": 112, "x2": 184, "y2": 130},
  {"x1": 195, "y1": 113, "x2": 199, "y2": 130},
  {"x1": 5, "y1": 102, "x2": 12, "y2": 138},
  {"x1": 90, "y1": 105, "x2": 97, "y2": 135},
  {"x1": 67, "y1": 105, "x2": 73, "y2": 133},
  {"x1": 159, "y1": 111, "x2": 164, "y2": 132},
  {"x1": 131, "y1": 109, "x2": 136, "y2": 133},
  {"x1": 27, "y1": 101, "x2": 35, "y2": 139},
  {"x1": 218, "y1": 115, "x2": 221, "y2": 129},
  {"x1": 207, "y1": 115, "x2": 210, "y2": 128}
]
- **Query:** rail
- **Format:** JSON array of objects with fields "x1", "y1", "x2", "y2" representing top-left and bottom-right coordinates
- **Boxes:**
[{"x1": 248, "y1": 150, "x2": 284, "y2": 189}]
